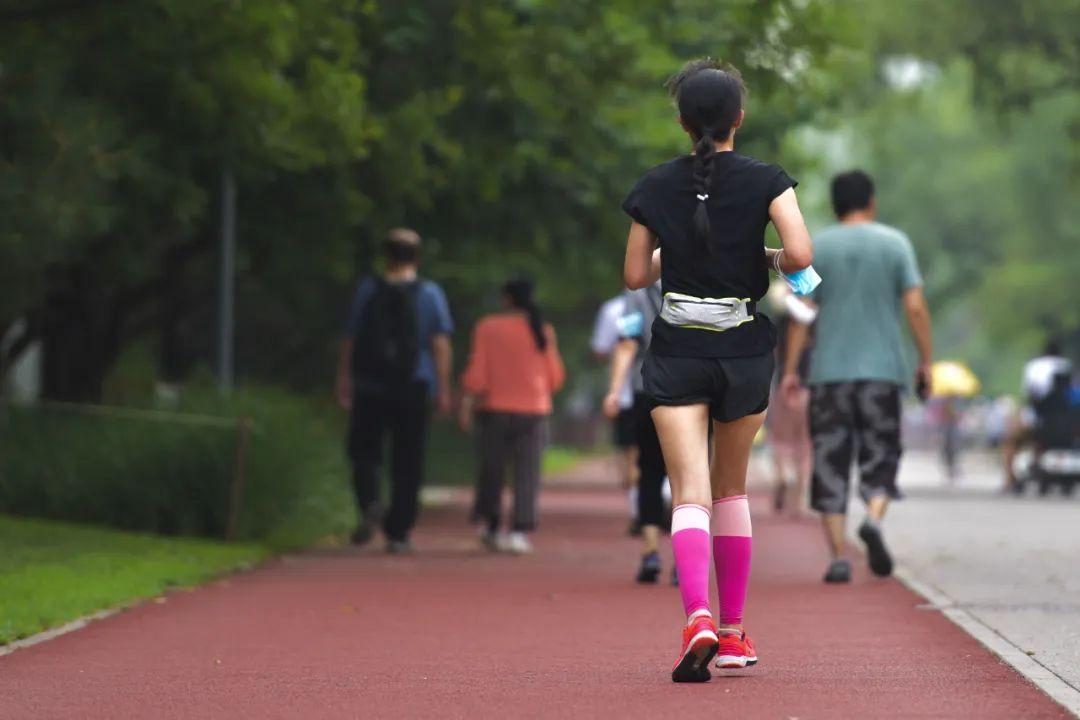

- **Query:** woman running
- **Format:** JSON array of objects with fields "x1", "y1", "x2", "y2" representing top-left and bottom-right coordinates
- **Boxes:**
[
  {"x1": 460, "y1": 278, "x2": 566, "y2": 554},
  {"x1": 621, "y1": 59, "x2": 813, "y2": 682}
]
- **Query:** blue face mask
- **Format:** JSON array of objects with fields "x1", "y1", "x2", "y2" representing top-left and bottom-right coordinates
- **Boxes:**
[{"x1": 783, "y1": 265, "x2": 822, "y2": 296}]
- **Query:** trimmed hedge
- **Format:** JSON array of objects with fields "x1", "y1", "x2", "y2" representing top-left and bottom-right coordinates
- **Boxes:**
[{"x1": 0, "y1": 388, "x2": 355, "y2": 550}]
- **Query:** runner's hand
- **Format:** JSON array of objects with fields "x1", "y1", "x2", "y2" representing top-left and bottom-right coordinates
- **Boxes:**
[
  {"x1": 914, "y1": 363, "x2": 932, "y2": 402},
  {"x1": 602, "y1": 392, "x2": 621, "y2": 420},
  {"x1": 458, "y1": 405, "x2": 473, "y2": 433},
  {"x1": 335, "y1": 377, "x2": 352, "y2": 410},
  {"x1": 779, "y1": 373, "x2": 802, "y2": 405}
]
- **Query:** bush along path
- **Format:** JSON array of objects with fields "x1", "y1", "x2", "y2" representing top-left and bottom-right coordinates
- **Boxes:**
[{"x1": 0, "y1": 459, "x2": 1070, "y2": 719}]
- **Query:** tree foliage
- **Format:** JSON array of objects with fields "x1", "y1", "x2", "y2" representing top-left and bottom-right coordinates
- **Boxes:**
[
  {"x1": 1, "y1": 0, "x2": 860, "y2": 398},
  {"x1": 2, "y1": 0, "x2": 1075, "y2": 399}
]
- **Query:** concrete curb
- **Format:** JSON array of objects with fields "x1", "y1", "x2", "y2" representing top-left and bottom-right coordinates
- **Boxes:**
[
  {"x1": 895, "y1": 566, "x2": 1080, "y2": 718},
  {"x1": 0, "y1": 607, "x2": 122, "y2": 658}
]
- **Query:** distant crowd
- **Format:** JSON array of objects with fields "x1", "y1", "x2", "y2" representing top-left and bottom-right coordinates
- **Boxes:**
[{"x1": 334, "y1": 228, "x2": 564, "y2": 556}]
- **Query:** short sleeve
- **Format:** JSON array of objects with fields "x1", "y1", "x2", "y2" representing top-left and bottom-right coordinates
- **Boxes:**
[
  {"x1": 621, "y1": 176, "x2": 652, "y2": 227},
  {"x1": 896, "y1": 235, "x2": 923, "y2": 290},
  {"x1": 767, "y1": 166, "x2": 798, "y2": 202},
  {"x1": 590, "y1": 299, "x2": 621, "y2": 354},
  {"x1": 425, "y1": 282, "x2": 454, "y2": 335},
  {"x1": 344, "y1": 278, "x2": 376, "y2": 335}
]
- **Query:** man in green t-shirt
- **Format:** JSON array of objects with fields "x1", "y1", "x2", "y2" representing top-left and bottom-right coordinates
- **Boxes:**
[{"x1": 782, "y1": 171, "x2": 933, "y2": 584}]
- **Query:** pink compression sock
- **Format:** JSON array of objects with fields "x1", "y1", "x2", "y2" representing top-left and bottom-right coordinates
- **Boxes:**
[
  {"x1": 712, "y1": 495, "x2": 752, "y2": 626},
  {"x1": 671, "y1": 504, "x2": 712, "y2": 619}
]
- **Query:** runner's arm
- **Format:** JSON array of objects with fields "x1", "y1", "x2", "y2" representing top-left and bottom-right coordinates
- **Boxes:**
[
  {"x1": 782, "y1": 322, "x2": 810, "y2": 382},
  {"x1": 768, "y1": 188, "x2": 813, "y2": 273},
  {"x1": 624, "y1": 222, "x2": 660, "y2": 289},
  {"x1": 602, "y1": 339, "x2": 637, "y2": 419},
  {"x1": 335, "y1": 339, "x2": 354, "y2": 409},
  {"x1": 432, "y1": 333, "x2": 453, "y2": 416},
  {"x1": 545, "y1": 325, "x2": 567, "y2": 392},
  {"x1": 903, "y1": 286, "x2": 933, "y2": 381}
]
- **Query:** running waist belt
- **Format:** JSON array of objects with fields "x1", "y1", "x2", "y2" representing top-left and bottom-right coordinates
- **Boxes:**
[{"x1": 659, "y1": 293, "x2": 755, "y2": 332}]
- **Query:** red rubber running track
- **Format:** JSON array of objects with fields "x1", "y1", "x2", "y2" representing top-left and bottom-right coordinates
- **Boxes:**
[{"x1": 0, "y1": 459, "x2": 1069, "y2": 719}]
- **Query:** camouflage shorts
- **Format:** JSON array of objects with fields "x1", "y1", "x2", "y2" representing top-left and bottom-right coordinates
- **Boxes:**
[{"x1": 809, "y1": 381, "x2": 903, "y2": 514}]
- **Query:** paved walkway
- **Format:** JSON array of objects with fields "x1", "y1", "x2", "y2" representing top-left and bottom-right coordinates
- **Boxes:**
[
  {"x1": 0, "y1": 459, "x2": 1070, "y2": 719},
  {"x1": 857, "y1": 449, "x2": 1080, "y2": 701}
]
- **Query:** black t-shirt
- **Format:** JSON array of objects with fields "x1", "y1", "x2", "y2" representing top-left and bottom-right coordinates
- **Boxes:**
[{"x1": 622, "y1": 152, "x2": 797, "y2": 358}]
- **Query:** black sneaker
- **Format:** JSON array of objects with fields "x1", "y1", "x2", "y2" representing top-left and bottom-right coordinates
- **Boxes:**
[
  {"x1": 350, "y1": 524, "x2": 374, "y2": 546},
  {"x1": 636, "y1": 552, "x2": 661, "y2": 584},
  {"x1": 823, "y1": 558, "x2": 852, "y2": 583},
  {"x1": 386, "y1": 539, "x2": 414, "y2": 555},
  {"x1": 858, "y1": 522, "x2": 893, "y2": 577}
]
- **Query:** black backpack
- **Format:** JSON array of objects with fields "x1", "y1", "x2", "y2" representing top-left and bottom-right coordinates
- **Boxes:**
[{"x1": 352, "y1": 278, "x2": 421, "y2": 387}]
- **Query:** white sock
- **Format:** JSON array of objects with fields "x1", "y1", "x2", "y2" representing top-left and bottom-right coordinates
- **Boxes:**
[{"x1": 628, "y1": 487, "x2": 639, "y2": 518}]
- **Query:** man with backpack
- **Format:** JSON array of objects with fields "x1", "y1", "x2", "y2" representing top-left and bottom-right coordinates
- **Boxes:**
[{"x1": 335, "y1": 228, "x2": 454, "y2": 553}]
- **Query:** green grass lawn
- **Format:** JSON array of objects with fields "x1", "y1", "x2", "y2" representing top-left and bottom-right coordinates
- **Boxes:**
[{"x1": 0, "y1": 515, "x2": 267, "y2": 645}]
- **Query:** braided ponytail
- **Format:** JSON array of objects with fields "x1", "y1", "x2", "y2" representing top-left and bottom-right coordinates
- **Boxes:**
[
  {"x1": 691, "y1": 126, "x2": 717, "y2": 250},
  {"x1": 666, "y1": 59, "x2": 746, "y2": 253}
]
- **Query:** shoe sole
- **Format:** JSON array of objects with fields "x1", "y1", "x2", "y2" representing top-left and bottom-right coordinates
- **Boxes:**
[
  {"x1": 671, "y1": 631, "x2": 718, "y2": 683},
  {"x1": 858, "y1": 525, "x2": 894, "y2": 577},
  {"x1": 716, "y1": 654, "x2": 758, "y2": 669}
]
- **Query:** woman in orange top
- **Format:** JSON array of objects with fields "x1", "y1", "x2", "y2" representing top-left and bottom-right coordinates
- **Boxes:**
[{"x1": 459, "y1": 278, "x2": 566, "y2": 554}]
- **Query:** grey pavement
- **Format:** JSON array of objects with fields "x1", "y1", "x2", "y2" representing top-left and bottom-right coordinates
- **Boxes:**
[{"x1": 853, "y1": 448, "x2": 1080, "y2": 693}]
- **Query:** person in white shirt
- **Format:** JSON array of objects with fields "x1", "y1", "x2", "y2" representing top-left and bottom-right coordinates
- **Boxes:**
[
  {"x1": 591, "y1": 294, "x2": 640, "y2": 531},
  {"x1": 1003, "y1": 339, "x2": 1074, "y2": 491},
  {"x1": 1022, "y1": 341, "x2": 1072, "y2": 402}
]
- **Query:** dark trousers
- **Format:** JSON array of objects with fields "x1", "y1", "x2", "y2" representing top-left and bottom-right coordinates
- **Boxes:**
[
  {"x1": 473, "y1": 411, "x2": 546, "y2": 532},
  {"x1": 809, "y1": 381, "x2": 903, "y2": 515},
  {"x1": 635, "y1": 393, "x2": 668, "y2": 527},
  {"x1": 347, "y1": 381, "x2": 430, "y2": 541}
]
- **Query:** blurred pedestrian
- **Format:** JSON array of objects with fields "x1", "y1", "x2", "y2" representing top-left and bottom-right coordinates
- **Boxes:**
[
  {"x1": 765, "y1": 284, "x2": 816, "y2": 515},
  {"x1": 939, "y1": 396, "x2": 961, "y2": 481},
  {"x1": 591, "y1": 293, "x2": 641, "y2": 533},
  {"x1": 621, "y1": 59, "x2": 814, "y2": 681},
  {"x1": 335, "y1": 228, "x2": 454, "y2": 554},
  {"x1": 1003, "y1": 339, "x2": 1074, "y2": 491},
  {"x1": 602, "y1": 281, "x2": 674, "y2": 584},
  {"x1": 782, "y1": 170, "x2": 933, "y2": 583},
  {"x1": 460, "y1": 278, "x2": 565, "y2": 555}
]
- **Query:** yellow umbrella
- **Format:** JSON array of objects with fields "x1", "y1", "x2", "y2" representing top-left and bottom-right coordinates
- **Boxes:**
[{"x1": 931, "y1": 360, "x2": 981, "y2": 398}]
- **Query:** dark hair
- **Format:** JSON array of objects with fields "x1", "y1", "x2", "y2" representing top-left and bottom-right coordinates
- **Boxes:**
[
  {"x1": 830, "y1": 171, "x2": 875, "y2": 218},
  {"x1": 502, "y1": 278, "x2": 547, "y2": 351},
  {"x1": 1044, "y1": 338, "x2": 1063, "y2": 357},
  {"x1": 665, "y1": 59, "x2": 746, "y2": 252},
  {"x1": 383, "y1": 227, "x2": 421, "y2": 265}
]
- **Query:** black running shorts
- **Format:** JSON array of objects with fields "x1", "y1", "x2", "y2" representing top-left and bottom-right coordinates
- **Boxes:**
[{"x1": 641, "y1": 350, "x2": 774, "y2": 423}]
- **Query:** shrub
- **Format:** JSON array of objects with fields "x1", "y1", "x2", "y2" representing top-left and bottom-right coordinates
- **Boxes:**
[{"x1": 0, "y1": 387, "x2": 355, "y2": 550}]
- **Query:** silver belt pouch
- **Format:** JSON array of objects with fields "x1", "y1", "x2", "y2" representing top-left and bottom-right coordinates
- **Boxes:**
[{"x1": 659, "y1": 292, "x2": 754, "y2": 332}]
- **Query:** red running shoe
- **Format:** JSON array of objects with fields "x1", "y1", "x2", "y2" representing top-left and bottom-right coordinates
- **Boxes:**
[
  {"x1": 671, "y1": 615, "x2": 718, "y2": 683},
  {"x1": 715, "y1": 630, "x2": 758, "y2": 669}
]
